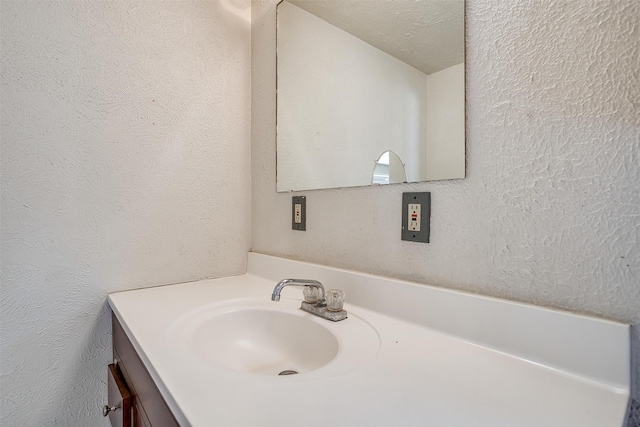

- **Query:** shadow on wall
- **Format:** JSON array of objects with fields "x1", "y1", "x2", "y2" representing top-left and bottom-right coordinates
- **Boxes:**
[{"x1": 52, "y1": 303, "x2": 112, "y2": 426}]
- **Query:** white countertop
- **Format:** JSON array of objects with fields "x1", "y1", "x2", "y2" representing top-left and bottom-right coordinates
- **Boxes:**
[{"x1": 108, "y1": 252, "x2": 630, "y2": 426}]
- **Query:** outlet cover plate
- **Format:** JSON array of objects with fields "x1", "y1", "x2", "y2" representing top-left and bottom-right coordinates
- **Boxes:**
[
  {"x1": 402, "y1": 192, "x2": 430, "y2": 242},
  {"x1": 292, "y1": 196, "x2": 306, "y2": 231}
]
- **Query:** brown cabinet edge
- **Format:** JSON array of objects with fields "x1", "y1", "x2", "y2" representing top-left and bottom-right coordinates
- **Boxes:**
[{"x1": 112, "y1": 312, "x2": 181, "y2": 427}]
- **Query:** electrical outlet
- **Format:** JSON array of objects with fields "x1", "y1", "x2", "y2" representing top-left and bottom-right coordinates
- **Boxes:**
[
  {"x1": 294, "y1": 203, "x2": 302, "y2": 224},
  {"x1": 292, "y1": 196, "x2": 306, "y2": 231},
  {"x1": 402, "y1": 192, "x2": 430, "y2": 242},
  {"x1": 408, "y1": 203, "x2": 421, "y2": 231}
]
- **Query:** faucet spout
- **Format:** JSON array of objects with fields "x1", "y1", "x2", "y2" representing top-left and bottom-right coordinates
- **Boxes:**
[{"x1": 271, "y1": 279, "x2": 325, "y2": 302}]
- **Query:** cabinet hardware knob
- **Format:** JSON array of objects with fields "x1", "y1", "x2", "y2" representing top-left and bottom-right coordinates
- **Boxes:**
[{"x1": 103, "y1": 404, "x2": 120, "y2": 417}]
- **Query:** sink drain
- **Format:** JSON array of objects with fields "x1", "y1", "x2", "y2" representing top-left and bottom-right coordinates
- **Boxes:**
[{"x1": 278, "y1": 370, "x2": 298, "y2": 376}]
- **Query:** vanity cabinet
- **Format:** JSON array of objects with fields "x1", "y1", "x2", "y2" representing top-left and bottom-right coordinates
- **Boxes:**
[{"x1": 111, "y1": 313, "x2": 179, "y2": 427}]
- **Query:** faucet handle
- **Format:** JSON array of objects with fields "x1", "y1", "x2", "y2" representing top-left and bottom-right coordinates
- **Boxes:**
[
  {"x1": 325, "y1": 289, "x2": 345, "y2": 312},
  {"x1": 302, "y1": 286, "x2": 319, "y2": 303}
]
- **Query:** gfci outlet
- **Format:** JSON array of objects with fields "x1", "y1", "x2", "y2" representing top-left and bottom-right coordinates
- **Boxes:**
[
  {"x1": 292, "y1": 196, "x2": 306, "y2": 231},
  {"x1": 408, "y1": 203, "x2": 421, "y2": 231},
  {"x1": 402, "y1": 192, "x2": 430, "y2": 242}
]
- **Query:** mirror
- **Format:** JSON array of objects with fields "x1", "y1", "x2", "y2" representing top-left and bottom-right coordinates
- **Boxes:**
[{"x1": 276, "y1": 0, "x2": 465, "y2": 192}]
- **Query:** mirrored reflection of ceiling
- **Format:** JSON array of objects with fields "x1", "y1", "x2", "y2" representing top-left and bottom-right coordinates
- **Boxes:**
[{"x1": 287, "y1": 0, "x2": 464, "y2": 75}]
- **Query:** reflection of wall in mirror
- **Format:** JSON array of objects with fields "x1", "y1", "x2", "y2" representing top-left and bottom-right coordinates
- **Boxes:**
[
  {"x1": 388, "y1": 151, "x2": 408, "y2": 184},
  {"x1": 426, "y1": 63, "x2": 465, "y2": 181},
  {"x1": 278, "y1": 1, "x2": 425, "y2": 191},
  {"x1": 277, "y1": 1, "x2": 464, "y2": 191}
]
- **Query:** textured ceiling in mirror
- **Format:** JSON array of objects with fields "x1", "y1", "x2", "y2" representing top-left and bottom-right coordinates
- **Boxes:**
[{"x1": 288, "y1": 0, "x2": 464, "y2": 74}]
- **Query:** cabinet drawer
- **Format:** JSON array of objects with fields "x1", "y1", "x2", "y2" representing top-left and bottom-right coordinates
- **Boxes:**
[{"x1": 107, "y1": 364, "x2": 132, "y2": 427}]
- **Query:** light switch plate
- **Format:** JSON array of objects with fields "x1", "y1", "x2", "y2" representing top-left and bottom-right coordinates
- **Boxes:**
[
  {"x1": 292, "y1": 196, "x2": 306, "y2": 231},
  {"x1": 402, "y1": 192, "x2": 430, "y2": 242}
]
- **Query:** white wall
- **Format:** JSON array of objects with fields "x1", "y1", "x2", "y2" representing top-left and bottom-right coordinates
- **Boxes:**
[
  {"x1": 426, "y1": 63, "x2": 465, "y2": 181},
  {"x1": 1, "y1": 1, "x2": 251, "y2": 425},
  {"x1": 277, "y1": 1, "x2": 428, "y2": 191},
  {"x1": 253, "y1": 0, "x2": 640, "y2": 410}
]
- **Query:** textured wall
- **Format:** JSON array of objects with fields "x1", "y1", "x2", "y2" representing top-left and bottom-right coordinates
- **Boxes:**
[
  {"x1": 1, "y1": 1, "x2": 250, "y2": 425},
  {"x1": 253, "y1": 0, "x2": 640, "y2": 411}
]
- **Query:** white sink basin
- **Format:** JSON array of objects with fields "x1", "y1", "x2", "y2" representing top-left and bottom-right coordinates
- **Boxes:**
[
  {"x1": 167, "y1": 297, "x2": 380, "y2": 378},
  {"x1": 190, "y1": 309, "x2": 338, "y2": 375},
  {"x1": 110, "y1": 254, "x2": 631, "y2": 427}
]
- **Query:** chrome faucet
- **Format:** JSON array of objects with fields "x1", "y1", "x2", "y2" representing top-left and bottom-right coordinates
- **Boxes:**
[
  {"x1": 271, "y1": 279, "x2": 325, "y2": 302},
  {"x1": 271, "y1": 278, "x2": 347, "y2": 322}
]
